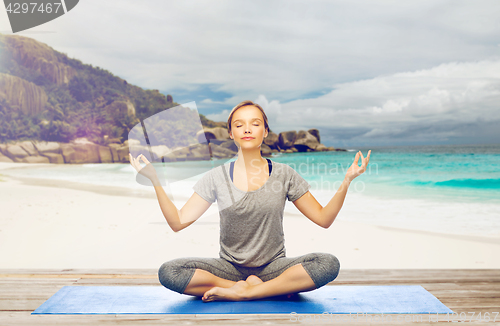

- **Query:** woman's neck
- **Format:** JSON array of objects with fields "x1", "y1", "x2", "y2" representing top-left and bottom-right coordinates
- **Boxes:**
[{"x1": 234, "y1": 147, "x2": 267, "y2": 172}]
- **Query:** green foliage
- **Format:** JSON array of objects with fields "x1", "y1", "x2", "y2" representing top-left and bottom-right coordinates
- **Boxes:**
[
  {"x1": 199, "y1": 113, "x2": 224, "y2": 128},
  {"x1": 0, "y1": 99, "x2": 41, "y2": 143},
  {"x1": 127, "y1": 86, "x2": 176, "y2": 121},
  {"x1": 40, "y1": 120, "x2": 75, "y2": 142},
  {"x1": 0, "y1": 35, "x2": 225, "y2": 145},
  {"x1": 68, "y1": 75, "x2": 93, "y2": 102}
]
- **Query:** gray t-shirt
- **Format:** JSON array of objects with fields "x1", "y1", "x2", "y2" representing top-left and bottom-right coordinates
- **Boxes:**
[{"x1": 192, "y1": 159, "x2": 311, "y2": 267}]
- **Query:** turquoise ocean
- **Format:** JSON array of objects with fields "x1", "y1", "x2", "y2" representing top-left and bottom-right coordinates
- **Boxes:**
[{"x1": 2, "y1": 143, "x2": 499, "y2": 238}]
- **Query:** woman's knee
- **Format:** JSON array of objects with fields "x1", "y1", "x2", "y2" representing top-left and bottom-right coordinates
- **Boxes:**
[
  {"x1": 304, "y1": 252, "x2": 340, "y2": 287},
  {"x1": 158, "y1": 259, "x2": 196, "y2": 294},
  {"x1": 319, "y1": 253, "x2": 340, "y2": 282}
]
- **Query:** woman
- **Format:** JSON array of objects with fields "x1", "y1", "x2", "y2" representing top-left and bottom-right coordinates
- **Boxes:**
[{"x1": 129, "y1": 100, "x2": 371, "y2": 302}]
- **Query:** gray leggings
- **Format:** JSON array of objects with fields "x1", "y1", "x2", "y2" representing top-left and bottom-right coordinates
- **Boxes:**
[{"x1": 158, "y1": 252, "x2": 340, "y2": 295}]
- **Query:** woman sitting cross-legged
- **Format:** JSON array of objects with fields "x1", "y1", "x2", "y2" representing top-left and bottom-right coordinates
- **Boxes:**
[{"x1": 129, "y1": 100, "x2": 371, "y2": 302}]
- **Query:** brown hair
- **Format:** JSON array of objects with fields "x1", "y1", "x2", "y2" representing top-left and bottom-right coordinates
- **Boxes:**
[{"x1": 227, "y1": 100, "x2": 269, "y2": 135}]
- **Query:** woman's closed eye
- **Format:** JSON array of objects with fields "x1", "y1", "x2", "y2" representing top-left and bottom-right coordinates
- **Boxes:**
[{"x1": 237, "y1": 124, "x2": 259, "y2": 127}]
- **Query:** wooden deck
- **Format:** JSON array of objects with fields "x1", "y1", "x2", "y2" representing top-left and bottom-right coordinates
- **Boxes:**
[{"x1": 1, "y1": 269, "x2": 499, "y2": 325}]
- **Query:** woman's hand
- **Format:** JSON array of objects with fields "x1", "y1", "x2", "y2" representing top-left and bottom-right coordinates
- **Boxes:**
[
  {"x1": 345, "y1": 150, "x2": 371, "y2": 182},
  {"x1": 129, "y1": 153, "x2": 159, "y2": 182}
]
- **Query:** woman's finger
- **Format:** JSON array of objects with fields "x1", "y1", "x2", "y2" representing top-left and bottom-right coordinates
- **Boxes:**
[
  {"x1": 131, "y1": 154, "x2": 139, "y2": 171},
  {"x1": 353, "y1": 152, "x2": 360, "y2": 165},
  {"x1": 361, "y1": 151, "x2": 369, "y2": 168},
  {"x1": 129, "y1": 153, "x2": 135, "y2": 168},
  {"x1": 129, "y1": 153, "x2": 143, "y2": 172},
  {"x1": 366, "y1": 150, "x2": 371, "y2": 164},
  {"x1": 140, "y1": 154, "x2": 151, "y2": 164}
]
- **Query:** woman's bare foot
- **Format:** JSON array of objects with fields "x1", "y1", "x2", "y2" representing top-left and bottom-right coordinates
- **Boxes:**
[
  {"x1": 201, "y1": 274, "x2": 299, "y2": 302},
  {"x1": 246, "y1": 274, "x2": 297, "y2": 299},
  {"x1": 202, "y1": 280, "x2": 251, "y2": 302}
]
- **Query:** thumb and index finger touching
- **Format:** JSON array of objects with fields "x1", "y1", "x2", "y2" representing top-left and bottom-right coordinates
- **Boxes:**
[
  {"x1": 129, "y1": 153, "x2": 151, "y2": 172},
  {"x1": 353, "y1": 150, "x2": 372, "y2": 166}
]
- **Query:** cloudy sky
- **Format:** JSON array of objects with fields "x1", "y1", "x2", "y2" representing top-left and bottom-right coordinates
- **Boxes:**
[{"x1": 1, "y1": 0, "x2": 499, "y2": 147}]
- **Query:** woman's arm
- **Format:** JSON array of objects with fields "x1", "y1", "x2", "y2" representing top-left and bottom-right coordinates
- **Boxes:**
[
  {"x1": 152, "y1": 182, "x2": 211, "y2": 232},
  {"x1": 293, "y1": 150, "x2": 371, "y2": 229},
  {"x1": 130, "y1": 154, "x2": 212, "y2": 232},
  {"x1": 293, "y1": 177, "x2": 351, "y2": 229}
]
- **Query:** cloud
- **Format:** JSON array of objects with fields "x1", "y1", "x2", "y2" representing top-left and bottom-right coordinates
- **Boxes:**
[
  {"x1": 9, "y1": 0, "x2": 500, "y2": 107},
  {"x1": 206, "y1": 110, "x2": 230, "y2": 123},
  {"x1": 268, "y1": 59, "x2": 500, "y2": 146},
  {"x1": 4, "y1": 0, "x2": 500, "y2": 145},
  {"x1": 254, "y1": 95, "x2": 282, "y2": 129}
]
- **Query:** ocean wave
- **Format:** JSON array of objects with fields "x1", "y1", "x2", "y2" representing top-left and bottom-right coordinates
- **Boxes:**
[{"x1": 412, "y1": 178, "x2": 500, "y2": 190}]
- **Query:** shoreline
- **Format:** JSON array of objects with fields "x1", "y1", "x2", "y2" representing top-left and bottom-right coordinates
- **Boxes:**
[
  {"x1": 2, "y1": 163, "x2": 499, "y2": 242},
  {"x1": 1, "y1": 162, "x2": 499, "y2": 269},
  {"x1": 3, "y1": 174, "x2": 161, "y2": 200}
]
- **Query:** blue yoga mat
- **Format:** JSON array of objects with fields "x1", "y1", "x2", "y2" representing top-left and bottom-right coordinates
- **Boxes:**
[{"x1": 32, "y1": 285, "x2": 453, "y2": 315}]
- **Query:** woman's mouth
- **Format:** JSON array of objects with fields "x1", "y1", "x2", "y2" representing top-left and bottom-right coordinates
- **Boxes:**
[{"x1": 242, "y1": 137, "x2": 254, "y2": 140}]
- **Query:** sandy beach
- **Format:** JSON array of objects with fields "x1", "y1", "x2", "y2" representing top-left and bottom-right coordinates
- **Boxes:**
[{"x1": 0, "y1": 162, "x2": 499, "y2": 270}]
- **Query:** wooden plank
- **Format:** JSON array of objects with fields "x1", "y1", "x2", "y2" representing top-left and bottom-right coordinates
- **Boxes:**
[
  {"x1": 338, "y1": 275, "x2": 500, "y2": 281},
  {"x1": 0, "y1": 269, "x2": 158, "y2": 275},
  {"x1": 444, "y1": 309, "x2": 500, "y2": 318},
  {"x1": 0, "y1": 298, "x2": 46, "y2": 311},
  {"x1": 74, "y1": 279, "x2": 161, "y2": 285},
  {"x1": 1, "y1": 268, "x2": 498, "y2": 277},
  {"x1": 335, "y1": 275, "x2": 500, "y2": 281},
  {"x1": 0, "y1": 313, "x2": 496, "y2": 326},
  {"x1": 0, "y1": 289, "x2": 63, "y2": 299},
  {"x1": 333, "y1": 280, "x2": 500, "y2": 286},
  {"x1": 0, "y1": 274, "x2": 158, "y2": 279},
  {"x1": 442, "y1": 299, "x2": 500, "y2": 306},
  {"x1": 4, "y1": 312, "x2": 490, "y2": 326},
  {"x1": 431, "y1": 291, "x2": 500, "y2": 298},
  {"x1": 0, "y1": 279, "x2": 77, "y2": 285},
  {"x1": 423, "y1": 282, "x2": 500, "y2": 288},
  {"x1": 336, "y1": 269, "x2": 500, "y2": 277},
  {"x1": 1, "y1": 269, "x2": 499, "y2": 326},
  {"x1": 0, "y1": 283, "x2": 74, "y2": 290}
]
